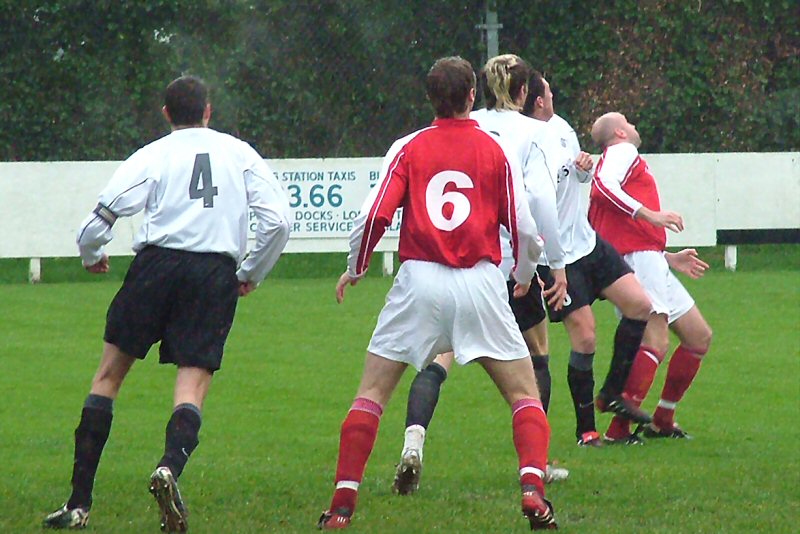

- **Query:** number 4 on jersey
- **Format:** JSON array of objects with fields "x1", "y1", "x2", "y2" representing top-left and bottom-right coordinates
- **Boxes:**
[{"x1": 189, "y1": 153, "x2": 218, "y2": 208}]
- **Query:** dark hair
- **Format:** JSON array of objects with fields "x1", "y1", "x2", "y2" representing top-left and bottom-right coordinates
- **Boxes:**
[
  {"x1": 480, "y1": 54, "x2": 531, "y2": 111},
  {"x1": 164, "y1": 75, "x2": 208, "y2": 126},
  {"x1": 425, "y1": 57, "x2": 475, "y2": 118},
  {"x1": 522, "y1": 70, "x2": 545, "y2": 116}
]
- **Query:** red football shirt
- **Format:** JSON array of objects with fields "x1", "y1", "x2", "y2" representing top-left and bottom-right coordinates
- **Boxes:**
[
  {"x1": 348, "y1": 118, "x2": 541, "y2": 283},
  {"x1": 589, "y1": 142, "x2": 666, "y2": 255}
]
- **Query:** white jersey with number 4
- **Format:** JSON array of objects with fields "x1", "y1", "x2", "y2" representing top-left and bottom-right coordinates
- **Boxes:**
[{"x1": 76, "y1": 127, "x2": 291, "y2": 284}]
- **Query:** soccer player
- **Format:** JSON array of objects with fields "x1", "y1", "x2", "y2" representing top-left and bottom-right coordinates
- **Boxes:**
[
  {"x1": 392, "y1": 54, "x2": 568, "y2": 496},
  {"x1": 42, "y1": 76, "x2": 291, "y2": 531},
  {"x1": 522, "y1": 72, "x2": 655, "y2": 447},
  {"x1": 589, "y1": 111, "x2": 713, "y2": 442},
  {"x1": 317, "y1": 56, "x2": 557, "y2": 531}
]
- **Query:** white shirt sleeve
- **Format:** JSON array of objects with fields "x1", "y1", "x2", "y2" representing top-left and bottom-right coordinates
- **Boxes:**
[
  {"x1": 346, "y1": 133, "x2": 414, "y2": 278},
  {"x1": 525, "y1": 140, "x2": 566, "y2": 269},
  {"x1": 75, "y1": 151, "x2": 155, "y2": 266},
  {"x1": 236, "y1": 157, "x2": 291, "y2": 285},
  {"x1": 506, "y1": 145, "x2": 544, "y2": 284},
  {"x1": 593, "y1": 143, "x2": 643, "y2": 217}
]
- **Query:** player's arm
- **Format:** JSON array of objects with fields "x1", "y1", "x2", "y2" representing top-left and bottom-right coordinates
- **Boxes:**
[
  {"x1": 76, "y1": 152, "x2": 154, "y2": 271},
  {"x1": 338, "y1": 141, "x2": 408, "y2": 302},
  {"x1": 593, "y1": 144, "x2": 684, "y2": 232},
  {"x1": 525, "y1": 142, "x2": 569, "y2": 308},
  {"x1": 236, "y1": 156, "x2": 291, "y2": 293},
  {"x1": 592, "y1": 144, "x2": 644, "y2": 217},
  {"x1": 501, "y1": 148, "x2": 543, "y2": 294},
  {"x1": 525, "y1": 142, "x2": 565, "y2": 270}
]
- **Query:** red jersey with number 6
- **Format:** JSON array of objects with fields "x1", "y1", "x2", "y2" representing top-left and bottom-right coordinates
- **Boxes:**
[{"x1": 347, "y1": 118, "x2": 542, "y2": 283}]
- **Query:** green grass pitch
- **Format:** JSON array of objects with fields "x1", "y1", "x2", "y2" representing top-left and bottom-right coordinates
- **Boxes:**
[{"x1": 0, "y1": 249, "x2": 798, "y2": 532}]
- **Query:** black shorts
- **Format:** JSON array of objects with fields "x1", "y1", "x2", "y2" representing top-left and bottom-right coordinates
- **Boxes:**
[
  {"x1": 506, "y1": 273, "x2": 547, "y2": 332},
  {"x1": 104, "y1": 246, "x2": 239, "y2": 372},
  {"x1": 539, "y1": 237, "x2": 633, "y2": 323}
]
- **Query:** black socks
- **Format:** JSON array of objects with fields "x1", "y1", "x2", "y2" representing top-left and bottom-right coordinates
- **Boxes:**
[
  {"x1": 158, "y1": 403, "x2": 202, "y2": 479},
  {"x1": 567, "y1": 351, "x2": 596, "y2": 438},
  {"x1": 531, "y1": 355, "x2": 551, "y2": 414},
  {"x1": 601, "y1": 317, "x2": 648, "y2": 397},
  {"x1": 405, "y1": 362, "x2": 448, "y2": 429},
  {"x1": 68, "y1": 394, "x2": 114, "y2": 509}
]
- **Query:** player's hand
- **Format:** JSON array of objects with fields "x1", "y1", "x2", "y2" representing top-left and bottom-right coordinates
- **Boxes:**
[
  {"x1": 238, "y1": 281, "x2": 257, "y2": 297},
  {"x1": 575, "y1": 151, "x2": 594, "y2": 172},
  {"x1": 640, "y1": 208, "x2": 684, "y2": 233},
  {"x1": 513, "y1": 281, "x2": 531, "y2": 298},
  {"x1": 85, "y1": 255, "x2": 109, "y2": 274},
  {"x1": 336, "y1": 272, "x2": 359, "y2": 303},
  {"x1": 666, "y1": 249, "x2": 709, "y2": 279},
  {"x1": 542, "y1": 268, "x2": 568, "y2": 311}
]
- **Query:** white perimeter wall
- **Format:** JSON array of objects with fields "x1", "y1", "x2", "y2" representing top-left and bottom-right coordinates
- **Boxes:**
[{"x1": 0, "y1": 152, "x2": 797, "y2": 259}]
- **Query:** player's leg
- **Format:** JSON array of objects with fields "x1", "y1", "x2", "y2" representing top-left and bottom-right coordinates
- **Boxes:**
[
  {"x1": 43, "y1": 249, "x2": 170, "y2": 529},
  {"x1": 150, "y1": 249, "x2": 238, "y2": 532},
  {"x1": 596, "y1": 272, "x2": 653, "y2": 423},
  {"x1": 149, "y1": 367, "x2": 212, "y2": 533},
  {"x1": 322, "y1": 259, "x2": 443, "y2": 528},
  {"x1": 448, "y1": 261, "x2": 556, "y2": 530},
  {"x1": 649, "y1": 305, "x2": 712, "y2": 436},
  {"x1": 478, "y1": 356, "x2": 556, "y2": 530},
  {"x1": 605, "y1": 314, "x2": 668, "y2": 444},
  {"x1": 512, "y1": 272, "x2": 551, "y2": 413},
  {"x1": 322, "y1": 353, "x2": 408, "y2": 528},
  {"x1": 394, "y1": 351, "x2": 454, "y2": 495},
  {"x1": 525, "y1": 320, "x2": 552, "y2": 413},
  {"x1": 43, "y1": 343, "x2": 137, "y2": 529},
  {"x1": 561, "y1": 306, "x2": 603, "y2": 446},
  {"x1": 516, "y1": 273, "x2": 566, "y2": 483}
]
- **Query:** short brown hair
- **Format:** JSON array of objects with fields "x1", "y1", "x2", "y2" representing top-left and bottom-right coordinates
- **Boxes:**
[
  {"x1": 426, "y1": 57, "x2": 475, "y2": 118},
  {"x1": 522, "y1": 70, "x2": 545, "y2": 116},
  {"x1": 164, "y1": 75, "x2": 208, "y2": 127}
]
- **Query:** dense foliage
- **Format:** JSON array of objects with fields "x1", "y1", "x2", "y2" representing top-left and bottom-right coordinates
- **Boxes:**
[{"x1": 1, "y1": 0, "x2": 797, "y2": 160}]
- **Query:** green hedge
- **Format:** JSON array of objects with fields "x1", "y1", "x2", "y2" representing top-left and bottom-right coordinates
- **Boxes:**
[{"x1": 0, "y1": 1, "x2": 796, "y2": 161}]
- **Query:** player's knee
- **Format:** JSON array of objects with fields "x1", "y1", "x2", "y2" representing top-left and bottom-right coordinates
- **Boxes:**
[
  {"x1": 627, "y1": 298, "x2": 653, "y2": 321},
  {"x1": 527, "y1": 338, "x2": 548, "y2": 357},
  {"x1": 572, "y1": 333, "x2": 596, "y2": 354},
  {"x1": 644, "y1": 326, "x2": 670, "y2": 355},
  {"x1": 91, "y1": 370, "x2": 125, "y2": 397},
  {"x1": 692, "y1": 324, "x2": 713, "y2": 354}
]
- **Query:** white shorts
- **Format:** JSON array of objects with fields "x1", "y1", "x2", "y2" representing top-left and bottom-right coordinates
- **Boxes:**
[
  {"x1": 367, "y1": 260, "x2": 529, "y2": 371},
  {"x1": 622, "y1": 251, "x2": 695, "y2": 324}
]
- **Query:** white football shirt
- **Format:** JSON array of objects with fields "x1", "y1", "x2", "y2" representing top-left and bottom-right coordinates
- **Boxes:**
[
  {"x1": 470, "y1": 109, "x2": 564, "y2": 276},
  {"x1": 76, "y1": 127, "x2": 291, "y2": 285},
  {"x1": 543, "y1": 114, "x2": 597, "y2": 264}
]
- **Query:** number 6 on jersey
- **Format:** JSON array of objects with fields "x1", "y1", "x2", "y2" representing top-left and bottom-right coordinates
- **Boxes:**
[{"x1": 426, "y1": 170, "x2": 473, "y2": 231}]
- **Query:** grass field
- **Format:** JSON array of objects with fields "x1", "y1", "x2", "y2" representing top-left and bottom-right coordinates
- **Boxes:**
[{"x1": 1, "y1": 246, "x2": 798, "y2": 533}]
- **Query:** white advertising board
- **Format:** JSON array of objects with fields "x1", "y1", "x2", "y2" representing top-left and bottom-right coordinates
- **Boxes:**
[{"x1": 0, "y1": 152, "x2": 797, "y2": 260}]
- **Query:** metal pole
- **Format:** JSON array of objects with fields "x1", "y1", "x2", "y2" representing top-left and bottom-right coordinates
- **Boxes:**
[{"x1": 476, "y1": 1, "x2": 503, "y2": 63}]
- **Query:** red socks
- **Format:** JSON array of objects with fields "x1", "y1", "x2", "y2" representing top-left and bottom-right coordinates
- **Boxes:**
[
  {"x1": 511, "y1": 399, "x2": 549, "y2": 495},
  {"x1": 329, "y1": 397, "x2": 383, "y2": 514},
  {"x1": 653, "y1": 345, "x2": 705, "y2": 429},
  {"x1": 607, "y1": 346, "x2": 664, "y2": 438}
]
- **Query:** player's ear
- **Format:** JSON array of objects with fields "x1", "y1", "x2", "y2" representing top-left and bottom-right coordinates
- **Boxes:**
[
  {"x1": 202, "y1": 103, "x2": 212, "y2": 126},
  {"x1": 161, "y1": 105, "x2": 172, "y2": 125},
  {"x1": 614, "y1": 127, "x2": 627, "y2": 140}
]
